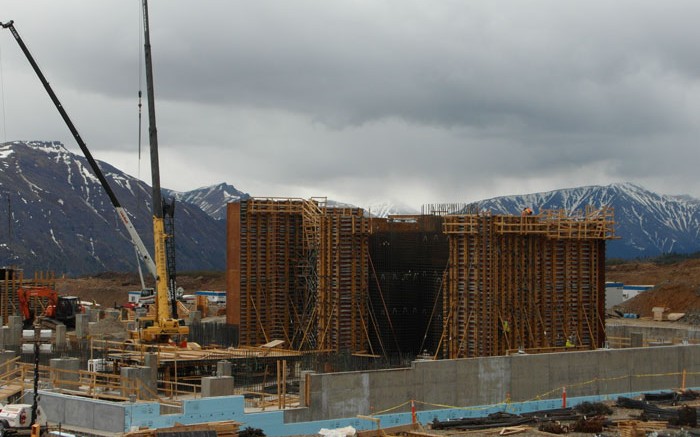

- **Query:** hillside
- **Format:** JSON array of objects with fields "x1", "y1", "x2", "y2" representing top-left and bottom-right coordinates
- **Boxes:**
[
  {"x1": 0, "y1": 140, "x2": 227, "y2": 275},
  {"x1": 608, "y1": 258, "x2": 700, "y2": 317},
  {"x1": 59, "y1": 271, "x2": 226, "y2": 308}
]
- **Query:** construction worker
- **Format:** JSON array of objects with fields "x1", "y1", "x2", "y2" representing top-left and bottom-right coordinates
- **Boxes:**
[{"x1": 521, "y1": 207, "x2": 533, "y2": 216}]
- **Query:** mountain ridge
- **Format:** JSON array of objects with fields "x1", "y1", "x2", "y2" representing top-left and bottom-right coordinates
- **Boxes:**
[
  {"x1": 469, "y1": 182, "x2": 700, "y2": 258},
  {"x1": 3, "y1": 140, "x2": 699, "y2": 274},
  {"x1": 0, "y1": 140, "x2": 226, "y2": 275}
]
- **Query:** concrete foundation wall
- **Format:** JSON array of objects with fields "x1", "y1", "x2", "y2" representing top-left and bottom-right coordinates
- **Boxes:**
[
  {"x1": 607, "y1": 322, "x2": 700, "y2": 343},
  {"x1": 287, "y1": 345, "x2": 700, "y2": 422},
  {"x1": 35, "y1": 345, "x2": 700, "y2": 435},
  {"x1": 39, "y1": 392, "x2": 126, "y2": 432}
]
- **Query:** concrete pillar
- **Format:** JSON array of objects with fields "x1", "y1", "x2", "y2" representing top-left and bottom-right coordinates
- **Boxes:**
[
  {"x1": 88, "y1": 322, "x2": 97, "y2": 337},
  {"x1": 188, "y1": 311, "x2": 202, "y2": 325},
  {"x1": 75, "y1": 313, "x2": 90, "y2": 339},
  {"x1": 50, "y1": 357, "x2": 80, "y2": 390},
  {"x1": 143, "y1": 353, "x2": 159, "y2": 390},
  {"x1": 121, "y1": 366, "x2": 157, "y2": 400},
  {"x1": 0, "y1": 350, "x2": 16, "y2": 373},
  {"x1": 299, "y1": 370, "x2": 315, "y2": 407},
  {"x1": 104, "y1": 309, "x2": 120, "y2": 320},
  {"x1": 217, "y1": 360, "x2": 232, "y2": 377},
  {"x1": 0, "y1": 325, "x2": 7, "y2": 349},
  {"x1": 54, "y1": 324, "x2": 67, "y2": 352},
  {"x1": 8, "y1": 315, "x2": 22, "y2": 347},
  {"x1": 201, "y1": 376, "x2": 234, "y2": 397},
  {"x1": 88, "y1": 307, "x2": 102, "y2": 322},
  {"x1": 631, "y1": 332, "x2": 644, "y2": 348}
]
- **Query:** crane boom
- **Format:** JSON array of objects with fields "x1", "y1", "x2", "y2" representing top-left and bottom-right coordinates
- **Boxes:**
[
  {"x1": 141, "y1": 0, "x2": 171, "y2": 327},
  {"x1": 136, "y1": 0, "x2": 188, "y2": 342},
  {"x1": 0, "y1": 19, "x2": 158, "y2": 280}
]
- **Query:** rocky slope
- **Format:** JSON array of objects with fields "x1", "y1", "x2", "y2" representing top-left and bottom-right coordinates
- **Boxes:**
[{"x1": 0, "y1": 140, "x2": 226, "y2": 275}]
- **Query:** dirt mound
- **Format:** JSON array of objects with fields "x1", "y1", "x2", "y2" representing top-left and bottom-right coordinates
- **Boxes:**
[
  {"x1": 55, "y1": 271, "x2": 226, "y2": 309},
  {"x1": 90, "y1": 316, "x2": 128, "y2": 340},
  {"x1": 608, "y1": 259, "x2": 700, "y2": 317}
]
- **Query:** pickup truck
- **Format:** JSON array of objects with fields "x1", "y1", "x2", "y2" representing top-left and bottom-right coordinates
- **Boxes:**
[{"x1": 0, "y1": 404, "x2": 47, "y2": 436}]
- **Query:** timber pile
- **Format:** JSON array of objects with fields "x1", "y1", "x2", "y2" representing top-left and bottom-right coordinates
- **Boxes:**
[
  {"x1": 616, "y1": 420, "x2": 667, "y2": 437},
  {"x1": 123, "y1": 420, "x2": 240, "y2": 437}
]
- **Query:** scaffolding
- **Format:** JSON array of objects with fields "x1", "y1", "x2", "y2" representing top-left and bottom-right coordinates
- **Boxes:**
[
  {"x1": 440, "y1": 207, "x2": 616, "y2": 358},
  {"x1": 229, "y1": 198, "x2": 370, "y2": 353},
  {"x1": 228, "y1": 202, "x2": 615, "y2": 361}
]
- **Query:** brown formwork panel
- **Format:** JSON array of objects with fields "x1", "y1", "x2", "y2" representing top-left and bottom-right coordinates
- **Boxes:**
[
  {"x1": 442, "y1": 209, "x2": 615, "y2": 359},
  {"x1": 234, "y1": 198, "x2": 370, "y2": 353},
  {"x1": 317, "y1": 210, "x2": 369, "y2": 352}
]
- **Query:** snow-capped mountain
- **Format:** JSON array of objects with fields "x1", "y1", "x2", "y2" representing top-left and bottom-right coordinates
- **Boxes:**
[
  {"x1": 470, "y1": 182, "x2": 700, "y2": 259},
  {"x1": 360, "y1": 200, "x2": 419, "y2": 218},
  {"x1": 165, "y1": 183, "x2": 249, "y2": 220},
  {"x1": 325, "y1": 199, "x2": 418, "y2": 217},
  {"x1": 3, "y1": 140, "x2": 698, "y2": 275},
  {"x1": 0, "y1": 141, "x2": 225, "y2": 275}
]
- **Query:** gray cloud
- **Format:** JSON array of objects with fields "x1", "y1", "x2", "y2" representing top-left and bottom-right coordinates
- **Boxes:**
[{"x1": 2, "y1": 1, "x2": 700, "y2": 208}]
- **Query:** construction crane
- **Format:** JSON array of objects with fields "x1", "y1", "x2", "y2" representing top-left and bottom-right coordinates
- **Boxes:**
[
  {"x1": 139, "y1": 0, "x2": 187, "y2": 342},
  {"x1": 1, "y1": 10, "x2": 187, "y2": 343},
  {"x1": 0, "y1": 19, "x2": 158, "y2": 283}
]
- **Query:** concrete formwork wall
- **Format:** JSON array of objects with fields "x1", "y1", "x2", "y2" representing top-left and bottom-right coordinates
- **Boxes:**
[
  {"x1": 442, "y1": 212, "x2": 612, "y2": 358},
  {"x1": 368, "y1": 216, "x2": 448, "y2": 356},
  {"x1": 232, "y1": 199, "x2": 306, "y2": 347},
  {"x1": 317, "y1": 209, "x2": 370, "y2": 352},
  {"x1": 289, "y1": 345, "x2": 700, "y2": 423},
  {"x1": 228, "y1": 199, "x2": 370, "y2": 352}
]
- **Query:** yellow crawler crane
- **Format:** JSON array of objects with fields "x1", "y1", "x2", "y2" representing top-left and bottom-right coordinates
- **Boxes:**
[{"x1": 138, "y1": 0, "x2": 188, "y2": 344}]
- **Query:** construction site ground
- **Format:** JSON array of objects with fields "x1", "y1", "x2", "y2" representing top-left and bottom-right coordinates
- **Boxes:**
[
  {"x1": 54, "y1": 271, "x2": 226, "y2": 309},
  {"x1": 46, "y1": 259, "x2": 700, "y2": 436},
  {"x1": 607, "y1": 257, "x2": 700, "y2": 321},
  {"x1": 56, "y1": 258, "x2": 700, "y2": 318}
]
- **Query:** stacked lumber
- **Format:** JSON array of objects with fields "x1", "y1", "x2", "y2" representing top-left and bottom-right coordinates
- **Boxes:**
[
  {"x1": 616, "y1": 420, "x2": 666, "y2": 437},
  {"x1": 124, "y1": 420, "x2": 240, "y2": 437}
]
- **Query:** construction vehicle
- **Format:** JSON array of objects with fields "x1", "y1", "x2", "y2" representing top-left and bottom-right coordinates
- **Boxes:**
[
  {"x1": 0, "y1": 404, "x2": 47, "y2": 437},
  {"x1": 0, "y1": 18, "x2": 172, "y2": 316},
  {"x1": 1, "y1": 7, "x2": 187, "y2": 344},
  {"x1": 17, "y1": 287, "x2": 83, "y2": 329},
  {"x1": 137, "y1": 0, "x2": 188, "y2": 343}
]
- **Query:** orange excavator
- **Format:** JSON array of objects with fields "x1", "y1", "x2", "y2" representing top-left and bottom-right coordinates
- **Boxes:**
[{"x1": 17, "y1": 286, "x2": 84, "y2": 329}]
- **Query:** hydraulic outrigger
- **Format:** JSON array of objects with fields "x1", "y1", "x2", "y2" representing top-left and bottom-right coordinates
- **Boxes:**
[{"x1": 1, "y1": 3, "x2": 187, "y2": 343}]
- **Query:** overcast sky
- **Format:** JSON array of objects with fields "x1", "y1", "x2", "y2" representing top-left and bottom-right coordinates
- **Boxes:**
[{"x1": 1, "y1": 1, "x2": 699, "y2": 210}]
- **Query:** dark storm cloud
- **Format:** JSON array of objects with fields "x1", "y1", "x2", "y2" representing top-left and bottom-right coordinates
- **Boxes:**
[{"x1": 2, "y1": 1, "x2": 699, "y2": 207}]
